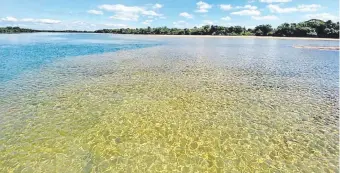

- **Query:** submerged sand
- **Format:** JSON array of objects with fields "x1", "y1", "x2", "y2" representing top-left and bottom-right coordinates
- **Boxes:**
[{"x1": 0, "y1": 42, "x2": 338, "y2": 172}]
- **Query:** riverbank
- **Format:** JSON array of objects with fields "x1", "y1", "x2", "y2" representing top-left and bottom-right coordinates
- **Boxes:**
[
  {"x1": 128, "y1": 34, "x2": 339, "y2": 41},
  {"x1": 1, "y1": 31, "x2": 338, "y2": 41}
]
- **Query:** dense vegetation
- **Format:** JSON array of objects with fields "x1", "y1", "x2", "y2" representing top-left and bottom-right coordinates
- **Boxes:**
[
  {"x1": 0, "y1": 26, "x2": 92, "y2": 33},
  {"x1": 0, "y1": 27, "x2": 38, "y2": 33},
  {"x1": 95, "y1": 19, "x2": 339, "y2": 38},
  {"x1": 273, "y1": 19, "x2": 339, "y2": 38},
  {"x1": 1, "y1": 19, "x2": 339, "y2": 38}
]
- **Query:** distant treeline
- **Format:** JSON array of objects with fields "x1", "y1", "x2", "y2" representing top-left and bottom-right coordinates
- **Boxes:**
[
  {"x1": 95, "y1": 19, "x2": 339, "y2": 38},
  {"x1": 0, "y1": 27, "x2": 37, "y2": 33},
  {"x1": 0, "y1": 27, "x2": 93, "y2": 33},
  {"x1": 1, "y1": 19, "x2": 339, "y2": 38}
]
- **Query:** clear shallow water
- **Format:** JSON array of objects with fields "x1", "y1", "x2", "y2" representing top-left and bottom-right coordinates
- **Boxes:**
[
  {"x1": 0, "y1": 34, "x2": 339, "y2": 172},
  {"x1": 0, "y1": 33, "x2": 160, "y2": 82}
]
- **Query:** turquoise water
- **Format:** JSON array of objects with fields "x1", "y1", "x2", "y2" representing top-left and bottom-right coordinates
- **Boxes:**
[
  {"x1": 0, "y1": 33, "x2": 160, "y2": 82},
  {"x1": 0, "y1": 34, "x2": 339, "y2": 172}
]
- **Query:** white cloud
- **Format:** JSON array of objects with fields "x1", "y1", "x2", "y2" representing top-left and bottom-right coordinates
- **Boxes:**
[
  {"x1": 305, "y1": 13, "x2": 339, "y2": 21},
  {"x1": 47, "y1": 21, "x2": 86, "y2": 30},
  {"x1": 196, "y1": 20, "x2": 219, "y2": 28},
  {"x1": 231, "y1": 9, "x2": 261, "y2": 16},
  {"x1": 251, "y1": 15, "x2": 278, "y2": 20},
  {"x1": 87, "y1": 10, "x2": 103, "y2": 15},
  {"x1": 142, "y1": 20, "x2": 153, "y2": 25},
  {"x1": 267, "y1": 4, "x2": 296, "y2": 13},
  {"x1": 21, "y1": 18, "x2": 35, "y2": 22},
  {"x1": 1, "y1": 17, "x2": 61, "y2": 24},
  {"x1": 195, "y1": 1, "x2": 212, "y2": 13},
  {"x1": 1, "y1": 16, "x2": 18, "y2": 22},
  {"x1": 202, "y1": 20, "x2": 214, "y2": 25},
  {"x1": 35, "y1": 19, "x2": 61, "y2": 24},
  {"x1": 260, "y1": 0, "x2": 292, "y2": 3},
  {"x1": 98, "y1": 4, "x2": 143, "y2": 12},
  {"x1": 141, "y1": 10, "x2": 162, "y2": 16},
  {"x1": 268, "y1": 4, "x2": 321, "y2": 13},
  {"x1": 0, "y1": 19, "x2": 102, "y2": 31},
  {"x1": 221, "y1": 16, "x2": 231, "y2": 21},
  {"x1": 220, "y1": 4, "x2": 232, "y2": 11},
  {"x1": 99, "y1": 4, "x2": 162, "y2": 21},
  {"x1": 110, "y1": 13, "x2": 139, "y2": 21},
  {"x1": 297, "y1": 4, "x2": 322, "y2": 12},
  {"x1": 179, "y1": 12, "x2": 193, "y2": 19},
  {"x1": 246, "y1": 25, "x2": 256, "y2": 29},
  {"x1": 72, "y1": 21, "x2": 86, "y2": 25},
  {"x1": 153, "y1": 4, "x2": 163, "y2": 9},
  {"x1": 236, "y1": 5, "x2": 257, "y2": 10},
  {"x1": 104, "y1": 23, "x2": 128, "y2": 28},
  {"x1": 173, "y1": 20, "x2": 189, "y2": 28},
  {"x1": 220, "y1": 23, "x2": 236, "y2": 27},
  {"x1": 260, "y1": 0, "x2": 291, "y2": 3}
]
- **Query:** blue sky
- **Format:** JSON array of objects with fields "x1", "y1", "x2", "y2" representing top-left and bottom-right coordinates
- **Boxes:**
[{"x1": 0, "y1": 0, "x2": 338, "y2": 30}]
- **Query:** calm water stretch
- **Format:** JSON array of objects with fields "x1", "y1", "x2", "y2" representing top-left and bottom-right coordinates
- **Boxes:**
[{"x1": 0, "y1": 33, "x2": 338, "y2": 172}]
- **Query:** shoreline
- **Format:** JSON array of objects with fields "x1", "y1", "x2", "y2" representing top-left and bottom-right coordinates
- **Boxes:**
[
  {"x1": 1, "y1": 32, "x2": 339, "y2": 41},
  {"x1": 293, "y1": 45, "x2": 340, "y2": 51},
  {"x1": 126, "y1": 34, "x2": 339, "y2": 41}
]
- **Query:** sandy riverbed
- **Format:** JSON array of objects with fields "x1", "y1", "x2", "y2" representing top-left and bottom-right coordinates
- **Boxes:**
[{"x1": 1, "y1": 39, "x2": 338, "y2": 172}]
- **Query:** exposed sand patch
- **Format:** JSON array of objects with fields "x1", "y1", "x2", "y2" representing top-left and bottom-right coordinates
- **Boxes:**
[{"x1": 293, "y1": 45, "x2": 340, "y2": 51}]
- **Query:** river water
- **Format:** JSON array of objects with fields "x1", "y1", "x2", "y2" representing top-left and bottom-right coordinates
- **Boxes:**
[{"x1": 0, "y1": 33, "x2": 338, "y2": 172}]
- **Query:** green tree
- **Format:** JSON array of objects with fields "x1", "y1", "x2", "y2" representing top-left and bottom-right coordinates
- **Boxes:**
[
  {"x1": 254, "y1": 24, "x2": 272, "y2": 36},
  {"x1": 234, "y1": 26, "x2": 243, "y2": 34},
  {"x1": 202, "y1": 25, "x2": 210, "y2": 35},
  {"x1": 255, "y1": 29, "x2": 263, "y2": 36}
]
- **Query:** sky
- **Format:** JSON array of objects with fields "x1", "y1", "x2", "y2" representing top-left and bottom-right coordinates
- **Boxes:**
[{"x1": 0, "y1": 0, "x2": 339, "y2": 30}]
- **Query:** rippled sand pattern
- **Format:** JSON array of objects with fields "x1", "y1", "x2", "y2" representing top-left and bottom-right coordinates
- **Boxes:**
[{"x1": 0, "y1": 40, "x2": 339, "y2": 172}]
